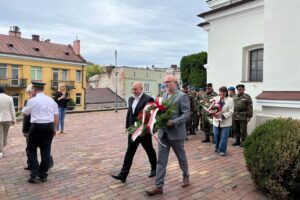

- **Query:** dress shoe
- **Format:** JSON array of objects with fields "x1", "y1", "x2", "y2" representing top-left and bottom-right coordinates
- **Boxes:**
[
  {"x1": 182, "y1": 176, "x2": 190, "y2": 187},
  {"x1": 148, "y1": 170, "x2": 156, "y2": 178},
  {"x1": 111, "y1": 174, "x2": 126, "y2": 183},
  {"x1": 145, "y1": 187, "x2": 163, "y2": 196},
  {"x1": 28, "y1": 177, "x2": 40, "y2": 183}
]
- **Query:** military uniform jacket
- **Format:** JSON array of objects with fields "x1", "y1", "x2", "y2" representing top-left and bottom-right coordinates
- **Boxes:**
[
  {"x1": 200, "y1": 91, "x2": 218, "y2": 114},
  {"x1": 233, "y1": 93, "x2": 253, "y2": 121}
]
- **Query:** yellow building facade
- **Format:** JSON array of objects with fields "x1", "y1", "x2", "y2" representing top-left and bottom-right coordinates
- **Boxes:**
[{"x1": 0, "y1": 27, "x2": 87, "y2": 111}]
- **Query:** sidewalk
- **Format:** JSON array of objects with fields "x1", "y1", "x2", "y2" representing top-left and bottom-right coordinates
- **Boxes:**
[{"x1": 0, "y1": 110, "x2": 268, "y2": 200}]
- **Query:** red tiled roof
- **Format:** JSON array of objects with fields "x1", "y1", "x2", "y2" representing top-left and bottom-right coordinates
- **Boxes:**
[
  {"x1": 256, "y1": 91, "x2": 300, "y2": 101},
  {"x1": 0, "y1": 34, "x2": 86, "y2": 63},
  {"x1": 86, "y1": 88, "x2": 124, "y2": 104}
]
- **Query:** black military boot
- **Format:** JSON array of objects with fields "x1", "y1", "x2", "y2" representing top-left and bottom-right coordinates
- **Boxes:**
[
  {"x1": 202, "y1": 135, "x2": 210, "y2": 143},
  {"x1": 232, "y1": 138, "x2": 241, "y2": 147}
]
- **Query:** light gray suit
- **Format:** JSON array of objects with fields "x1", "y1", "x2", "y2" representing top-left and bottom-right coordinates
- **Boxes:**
[{"x1": 155, "y1": 89, "x2": 191, "y2": 188}]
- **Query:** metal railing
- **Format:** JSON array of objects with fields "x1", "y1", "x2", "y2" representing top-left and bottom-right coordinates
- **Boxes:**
[
  {"x1": 51, "y1": 80, "x2": 75, "y2": 90},
  {"x1": 0, "y1": 78, "x2": 27, "y2": 88}
]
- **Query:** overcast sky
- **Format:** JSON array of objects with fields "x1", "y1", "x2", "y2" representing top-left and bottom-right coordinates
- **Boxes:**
[{"x1": 0, "y1": 0, "x2": 209, "y2": 67}]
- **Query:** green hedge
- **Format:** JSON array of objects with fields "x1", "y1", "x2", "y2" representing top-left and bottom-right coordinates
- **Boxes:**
[{"x1": 244, "y1": 118, "x2": 300, "y2": 200}]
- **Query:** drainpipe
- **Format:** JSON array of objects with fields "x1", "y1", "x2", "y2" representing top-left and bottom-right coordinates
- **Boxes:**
[{"x1": 82, "y1": 65, "x2": 86, "y2": 110}]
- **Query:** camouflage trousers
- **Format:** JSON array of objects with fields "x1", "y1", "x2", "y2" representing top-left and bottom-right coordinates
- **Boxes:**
[
  {"x1": 192, "y1": 112, "x2": 199, "y2": 130},
  {"x1": 201, "y1": 114, "x2": 213, "y2": 136},
  {"x1": 186, "y1": 114, "x2": 194, "y2": 134},
  {"x1": 233, "y1": 120, "x2": 248, "y2": 142}
]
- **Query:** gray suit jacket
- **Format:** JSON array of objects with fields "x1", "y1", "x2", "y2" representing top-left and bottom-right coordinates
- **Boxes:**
[{"x1": 158, "y1": 89, "x2": 191, "y2": 141}]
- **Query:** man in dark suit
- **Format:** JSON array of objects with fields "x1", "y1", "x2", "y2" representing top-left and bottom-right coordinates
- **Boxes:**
[{"x1": 111, "y1": 82, "x2": 157, "y2": 183}]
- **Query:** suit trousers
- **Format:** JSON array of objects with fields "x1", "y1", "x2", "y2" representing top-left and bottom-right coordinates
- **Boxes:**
[
  {"x1": 120, "y1": 134, "x2": 157, "y2": 177},
  {"x1": 155, "y1": 133, "x2": 189, "y2": 188},
  {"x1": 0, "y1": 121, "x2": 11, "y2": 152},
  {"x1": 27, "y1": 123, "x2": 54, "y2": 178}
]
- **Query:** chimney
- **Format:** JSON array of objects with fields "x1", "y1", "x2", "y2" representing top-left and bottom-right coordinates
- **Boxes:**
[
  {"x1": 73, "y1": 39, "x2": 80, "y2": 55},
  {"x1": 45, "y1": 39, "x2": 51, "y2": 43},
  {"x1": 9, "y1": 26, "x2": 21, "y2": 38},
  {"x1": 32, "y1": 34, "x2": 40, "y2": 41}
]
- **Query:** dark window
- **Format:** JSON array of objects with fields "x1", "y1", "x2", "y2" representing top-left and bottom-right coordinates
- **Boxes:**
[
  {"x1": 76, "y1": 93, "x2": 81, "y2": 105},
  {"x1": 249, "y1": 49, "x2": 263, "y2": 82},
  {"x1": 12, "y1": 95, "x2": 19, "y2": 111},
  {"x1": 76, "y1": 70, "x2": 82, "y2": 82},
  {"x1": 0, "y1": 64, "x2": 7, "y2": 79}
]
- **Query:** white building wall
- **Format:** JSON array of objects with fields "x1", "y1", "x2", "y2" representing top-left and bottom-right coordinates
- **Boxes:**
[
  {"x1": 263, "y1": 0, "x2": 300, "y2": 91},
  {"x1": 206, "y1": 4, "x2": 264, "y2": 110}
]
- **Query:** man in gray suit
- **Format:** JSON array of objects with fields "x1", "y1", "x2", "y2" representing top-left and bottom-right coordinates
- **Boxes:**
[{"x1": 146, "y1": 75, "x2": 191, "y2": 196}]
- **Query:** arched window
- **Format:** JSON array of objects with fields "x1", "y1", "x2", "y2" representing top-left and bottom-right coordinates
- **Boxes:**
[{"x1": 249, "y1": 49, "x2": 263, "y2": 82}]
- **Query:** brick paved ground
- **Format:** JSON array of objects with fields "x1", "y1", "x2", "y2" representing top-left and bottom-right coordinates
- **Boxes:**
[{"x1": 0, "y1": 111, "x2": 268, "y2": 200}]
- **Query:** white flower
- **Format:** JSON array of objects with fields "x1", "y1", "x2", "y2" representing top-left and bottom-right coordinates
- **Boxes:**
[
  {"x1": 134, "y1": 122, "x2": 137, "y2": 127},
  {"x1": 159, "y1": 97, "x2": 163, "y2": 105}
]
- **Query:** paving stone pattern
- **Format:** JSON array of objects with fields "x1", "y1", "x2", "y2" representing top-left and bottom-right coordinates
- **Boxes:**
[{"x1": 0, "y1": 110, "x2": 268, "y2": 200}]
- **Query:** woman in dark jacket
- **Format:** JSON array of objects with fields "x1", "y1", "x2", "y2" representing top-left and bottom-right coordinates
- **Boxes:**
[{"x1": 54, "y1": 83, "x2": 70, "y2": 134}]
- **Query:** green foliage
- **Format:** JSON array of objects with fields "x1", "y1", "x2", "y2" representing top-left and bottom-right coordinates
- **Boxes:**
[
  {"x1": 86, "y1": 64, "x2": 105, "y2": 79},
  {"x1": 180, "y1": 52, "x2": 207, "y2": 87},
  {"x1": 67, "y1": 98, "x2": 76, "y2": 110},
  {"x1": 244, "y1": 118, "x2": 300, "y2": 200},
  {"x1": 15, "y1": 111, "x2": 22, "y2": 117}
]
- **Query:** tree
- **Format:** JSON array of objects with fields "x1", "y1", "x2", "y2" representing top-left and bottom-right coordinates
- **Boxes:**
[
  {"x1": 86, "y1": 64, "x2": 105, "y2": 79},
  {"x1": 180, "y1": 52, "x2": 207, "y2": 88}
]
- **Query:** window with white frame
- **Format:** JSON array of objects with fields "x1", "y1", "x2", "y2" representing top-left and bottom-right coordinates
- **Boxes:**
[
  {"x1": 144, "y1": 83, "x2": 151, "y2": 92},
  {"x1": 0, "y1": 64, "x2": 7, "y2": 79},
  {"x1": 76, "y1": 93, "x2": 81, "y2": 105},
  {"x1": 249, "y1": 49, "x2": 263, "y2": 82},
  {"x1": 62, "y1": 69, "x2": 69, "y2": 81},
  {"x1": 76, "y1": 70, "x2": 82, "y2": 82},
  {"x1": 31, "y1": 67, "x2": 42, "y2": 80}
]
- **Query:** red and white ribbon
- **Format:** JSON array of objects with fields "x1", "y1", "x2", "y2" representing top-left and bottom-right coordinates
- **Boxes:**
[{"x1": 131, "y1": 97, "x2": 167, "y2": 147}]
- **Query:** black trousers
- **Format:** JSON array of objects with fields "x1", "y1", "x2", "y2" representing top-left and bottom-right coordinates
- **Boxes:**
[
  {"x1": 27, "y1": 123, "x2": 54, "y2": 179},
  {"x1": 25, "y1": 133, "x2": 54, "y2": 169},
  {"x1": 120, "y1": 134, "x2": 157, "y2": 177}
]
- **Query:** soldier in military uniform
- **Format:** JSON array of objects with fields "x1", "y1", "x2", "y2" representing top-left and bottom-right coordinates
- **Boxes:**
[
  {"x1": 182, "y1": 84, "x2": 195, "y2": 140},
  {"x1": 228, "y1": 86, "x2": 236, "y2": 98},
  {"x1": 190, "y1": 90, "x2": 198, "y2": 135},
  {"x1": 201, "y1": 83, "x2": 218, "y2": 143},
  {"x1": 197, "y1": 88, "x2": 205, "y2": 131},
  {"x1": 227, "y1": 86, "x2": 236, "y2": 138},
  {"x1": 232, "y1": 84, "x2": 253, "y2": 147},
  {"x1": 193, "y1": 88, "x2": 201, "y2": 132}
]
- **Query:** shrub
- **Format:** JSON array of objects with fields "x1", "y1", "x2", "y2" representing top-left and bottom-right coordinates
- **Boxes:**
[
  {"x1": 244, "y1": 118, "x2": 300, "y2": 200},
  {"x1": 67, "y1": 98, "x2": 76, "y2": 110},
  {"x1": 15, "y1": 111, "x2": 22, "y2": 117}
]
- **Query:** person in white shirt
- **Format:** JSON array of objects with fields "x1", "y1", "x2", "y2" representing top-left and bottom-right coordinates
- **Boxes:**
[
  {"x1": 0, "y1": 86, "x2": 16, "y2": 158},
  {"x1": 22, "y1": 81, "x2": 58, "y2": 183}
]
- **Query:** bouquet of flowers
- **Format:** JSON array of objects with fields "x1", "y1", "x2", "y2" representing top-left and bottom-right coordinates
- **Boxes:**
[
  {"x1": 200, "y1": 99, "x2": 222, "y2": 123},
  {"x1": 127, "y1": 96, "x2": 176, "y2": 146}
]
